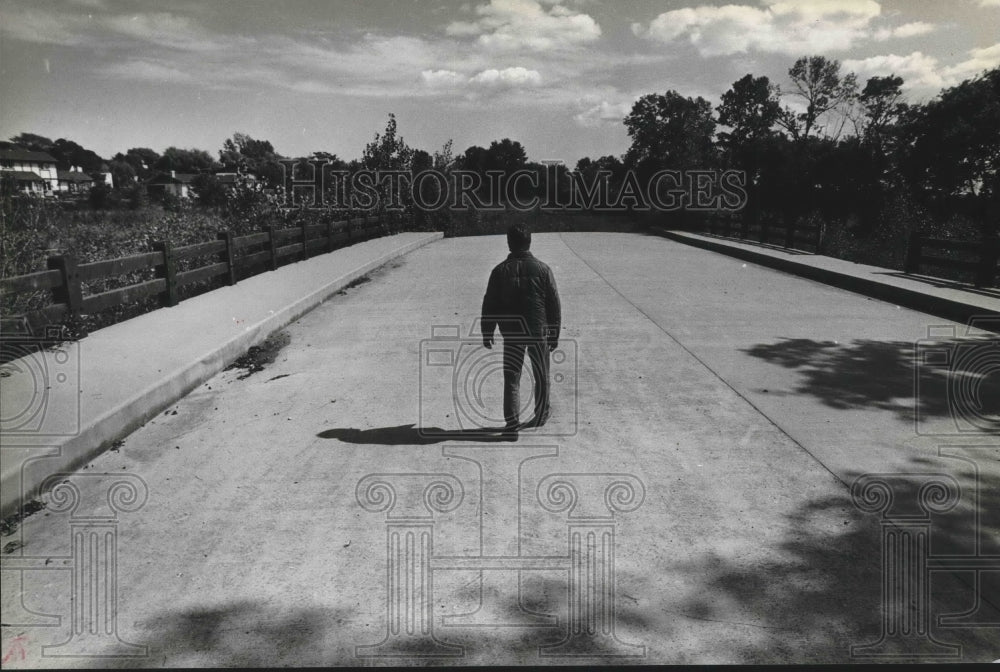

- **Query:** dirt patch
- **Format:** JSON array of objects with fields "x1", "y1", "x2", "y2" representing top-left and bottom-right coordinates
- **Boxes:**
[
  {"x1": 0, "y1": 499, "x2": 46, "y2": 537},
  {"x1": 224, "y1": 330, "x2": 291, "y2": 380},
  {"x1": 335, "y1": 275, "x2": 372, "y2": 295}
]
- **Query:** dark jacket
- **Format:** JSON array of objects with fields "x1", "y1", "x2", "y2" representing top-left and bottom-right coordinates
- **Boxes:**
[{"x1": 482, "y1": 250, "x2": 561, "y2": 341}]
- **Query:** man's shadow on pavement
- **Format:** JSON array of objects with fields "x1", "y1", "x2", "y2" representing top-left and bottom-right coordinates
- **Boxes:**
[{"x1": 316, "y1": 423, "x2": 518, "y2": 444}]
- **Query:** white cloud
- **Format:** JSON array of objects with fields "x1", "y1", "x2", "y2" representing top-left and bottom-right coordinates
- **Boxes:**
[
  {"x1": 102, "y1": 13, "x2": 222, "y2": 51},
  {"x1": 843, "y1": 44, "x2": 1000, "y2": 91},
  {"x1": 1, "y1": 7, "x2": 237, "y2": 52},
  {"x1": 421, "y1": 69, "x2": 466, "y2": 87},
  {"x1": 976, "y1": 0, "x2": 1000, "y2": 7},
  {"x1": 446, "y1": 0, "x2": 601, "y2": 51},
  {"x1": 574, "y1": 100, "x2": 633, "y2": 127},
  {"x1": 0, "y1": 8, "x2": 92, "y2": 46},
  {"x1": 874, "y1": 21, "x2": 935, "y2": 41},
  {"x1": 940, "y1": 42, "x2": 1000, "y2": 83},
  {"x1": 843, "y1": 51, "x2": 945, "y2": 88},
  {"x1": 470, "y1": 66, "x2": 542, "y2": 86},
  {"x1": 636, "y1": 0, "x2": 899, "y2": 56},
  {"x1": 102, "y1": 59, "x2": 194, "y2": 83}
]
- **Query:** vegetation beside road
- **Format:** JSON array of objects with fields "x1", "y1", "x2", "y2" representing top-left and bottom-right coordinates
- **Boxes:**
[{"x1": 2, "y1": 56, "x2": 997, "y2": 335}]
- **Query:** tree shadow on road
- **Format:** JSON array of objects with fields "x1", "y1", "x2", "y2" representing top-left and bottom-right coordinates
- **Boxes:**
[
  {"x1": 651, "y1": 450, "x2": 999, "y2": 663},
  {"x1": 316, "y1": 424, "x2": 519, "y2": 444},
  {"x1": 105, "y1": 581, "x2": 655, "y2": 666},
  {"x1": 85, "y1": 601, "x2": 358, "y2": 668},
  {"x1": 741, "y1": 336, "x2": 999, "y2": 429}
]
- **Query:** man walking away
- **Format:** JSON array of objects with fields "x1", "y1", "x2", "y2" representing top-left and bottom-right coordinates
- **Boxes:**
[{"x1": 481, "y1": 224, "x2": 561, "y2": 433}]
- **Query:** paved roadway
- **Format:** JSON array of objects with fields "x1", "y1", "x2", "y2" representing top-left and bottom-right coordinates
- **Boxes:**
[{"x1": 2, "y1": 232, "x2": 997, "y2": 666}]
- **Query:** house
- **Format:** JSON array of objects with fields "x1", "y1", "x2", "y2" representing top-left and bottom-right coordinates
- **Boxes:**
[
  {"x1": 0, "y1": 148, "x2": 59, "y2": 193},
  {"x1": 92, "y1": 162, "x2": 114, "y2": 188},
  {"x1": 214, "y1": 171, "x2": 258, "y2": 189},
  {"x1": 56, "y1": 166, "x2": 95, "y2": 194},
  {"x1": 145, "y1": 170, "x2": 197, "y2": 198}
]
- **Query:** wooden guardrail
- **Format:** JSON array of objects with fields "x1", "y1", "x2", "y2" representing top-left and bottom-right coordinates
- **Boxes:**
[
  {"x1": 904, "y1": 233, "x2": 999, "y2": 288},
  {"x1": 0, "y1": 215, "x2": 388, "y2": 339},
  {"x1": 705, "y1": 217, "x2": 823, "y2": 253}
]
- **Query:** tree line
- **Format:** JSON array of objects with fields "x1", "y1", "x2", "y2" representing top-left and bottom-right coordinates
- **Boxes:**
[{"x1": 6, "y1": 54, "x2": 997, "y2": 258}]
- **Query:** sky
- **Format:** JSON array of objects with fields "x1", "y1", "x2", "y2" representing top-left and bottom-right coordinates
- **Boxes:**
[{"x1": 1, "y1": 0, "x2": 998, "y2": 167}]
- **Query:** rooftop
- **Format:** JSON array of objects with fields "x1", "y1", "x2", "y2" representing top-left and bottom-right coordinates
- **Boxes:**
[{"x1": 0, "y1": 148, "x2": 57, "y2": 163}]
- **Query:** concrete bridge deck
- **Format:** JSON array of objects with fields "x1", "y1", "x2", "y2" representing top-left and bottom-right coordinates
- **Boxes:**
[{"x1": 1, "y1": 231, "x2": 997, "y2": 665}]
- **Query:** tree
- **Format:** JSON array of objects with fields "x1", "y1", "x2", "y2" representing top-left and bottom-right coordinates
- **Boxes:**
[
  {"x1": 219, "y1": 132, "x2": 282, "y2": 186},
  {"x1": 717, "y1": 75, "x2": 783, "y2": 231},
  {"x1": 781, "y1": 56, "x2": 858, "y2": 140},
  {"x1": 717, "y1": 74, "x2": 782, "y2": 159},
  {"x1": 360, "y1": 114, "x2": 415, "y2": 216},
  {"x1": 362, "y1": 114, "x2": 413, "y2": 172},
  {"x1": 115, "y1": 148, "x2": 161, "y2": 178},
  {"x1": 107, "y1": 159, "x2": 137, "y2": 189},
  {"x1": 486, "y1": 139, "x2": 527, "y2": 173},
  {"x1": 8, "y1": 133, "x2": 53, "y2": 151},
  {"x1": 191, "y1": 173, "x2": 228, "y2": 207},
  {"x1": 855, "y1": 75, "x2": 907, "y2": 154},
  {"x1": 433, "y1": 139, "x2": 455, "y2": 171},
  {"x1": 220, "y1": 132, "x2": 275, "y2": 165},
  {"x1": 457, "y1": 145, "x2": 490, "y2": 173},
  {"x1": 48, "y1": 138, "x2": 104, "y2": 171},
  {"x1": 624, "y1": 91, "x2": 717, "y2": 174},
  {"x1": 898, "y1": 67, "x2": 1000, "y2": 231},
  {"x1": 155, "y1": 147, "x2": 218, "y2": 173}
]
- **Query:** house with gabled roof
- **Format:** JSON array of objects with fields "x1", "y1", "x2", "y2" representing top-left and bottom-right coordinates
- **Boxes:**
[
  {"x1": 0, "y1": 148, "x2": 59, "y2": 193},
  {"x1": 145, "y1": 170, "x2": 197, "y2": 198},
  {"x1": 56, "y1": 167, "x2": 95, "y2": 194}
]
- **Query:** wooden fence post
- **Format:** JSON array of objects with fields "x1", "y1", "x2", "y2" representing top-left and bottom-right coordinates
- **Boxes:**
[
  {"x1": 267, "y1": 226, "x2": 278, "y2": 271},
  {"x1": 218, "y1": 231, "x2": 236, "y2": 286},
  {"x1": 975, "y1": 235, "x2": 998, "y2": 288},
  {"x1": 152, "y1": 241, "x2": 178, "y2": 307},
  {"x1": 301, "y1": 221, "x2": 310, "y2": 261},
  {"x1": 904, "y1": 232, "x2": 922, "y2": 274},
  {"x1": 326, "y1": 220, "x2": 335, "y2": 253},
  {"x1": 47, "y1": 253, "x2": 86, "y2": 337}
]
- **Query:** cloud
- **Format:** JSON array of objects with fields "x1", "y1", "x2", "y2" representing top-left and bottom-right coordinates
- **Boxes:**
[
  {"x1": 470, "y1": 66, "x2": 542, "y2": 86},
  {"x1": 843, "y1": 51, "x2": 945, "y2": 88},
  {"x1": 940, "y1": 42, "x2": 1000, "y2": 82},
  {"x1": 0, "y1": 6, "x2": 236, "y2": 52},
  {"x1": 636, "y1": 0, "x2": 895, "y2": 56},
  {"x1": 102, "y1": 59, "x2": 194, "y2": 83},
  {"x1": 574, "y1": 100, "x2": 633, "y2": 127},
  {"x1": 843, "y1": 44, "x2": 999, "y2": 91},
  {"x1": 0, "y1": 8, "x2": 92, "y2": 46},
  {"x1": 874, "y1": 21, "x2": 935, "y2": 41},
  {"x1": 445, "y1": 0, "x2": 601, "y2": 51},
  {"x1": 102, "y1": 13, "x2": 224, "y2": 51},
  {"x1": 976, "y1": 0, "x2": 1000, "y2": 7},
  {"x1": 421, "y1": 69, "x2": 466, "y2": 87},
  {"x1": 420, "y1": 66, "x2": 543, "y2": 90}
]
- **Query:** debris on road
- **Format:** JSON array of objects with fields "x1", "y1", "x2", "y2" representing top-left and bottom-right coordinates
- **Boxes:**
[
  {"x1": 336, "y1": 275, "x2": 372, "y2": 296},
  {"x1": 2, "y1": 541, "x2": 24, "y2": 554},
  {"x1": 0, "y1": 500, "x2": 45, "y2": 537},
  {"x1": 225, "y1": 331, "x2": 291, "y2": 380}
]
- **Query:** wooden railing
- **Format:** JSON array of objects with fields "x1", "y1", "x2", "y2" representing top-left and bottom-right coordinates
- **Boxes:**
[
  {"x1": 1, "y1": 214, "x2": 390, "y2": 339},
  {"x1": 904, "y1": 233, "x2": 999, "y2": 288},
  {"x1": 704, "y1": 217, "x2": 823, "y2": 253}
]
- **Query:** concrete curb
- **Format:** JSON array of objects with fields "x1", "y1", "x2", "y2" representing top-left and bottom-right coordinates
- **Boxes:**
[
  {"x1": 654, "y1": 229, "x2": 999, "y2": 331},
  {"x1": 1, "y1": 232, "x2": 442, "y2": 519}
]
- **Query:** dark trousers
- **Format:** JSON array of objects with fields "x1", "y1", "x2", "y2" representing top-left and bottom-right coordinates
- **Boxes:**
[{"x1": 502, "y1": 337, "x2": 550, "y2": 427}]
